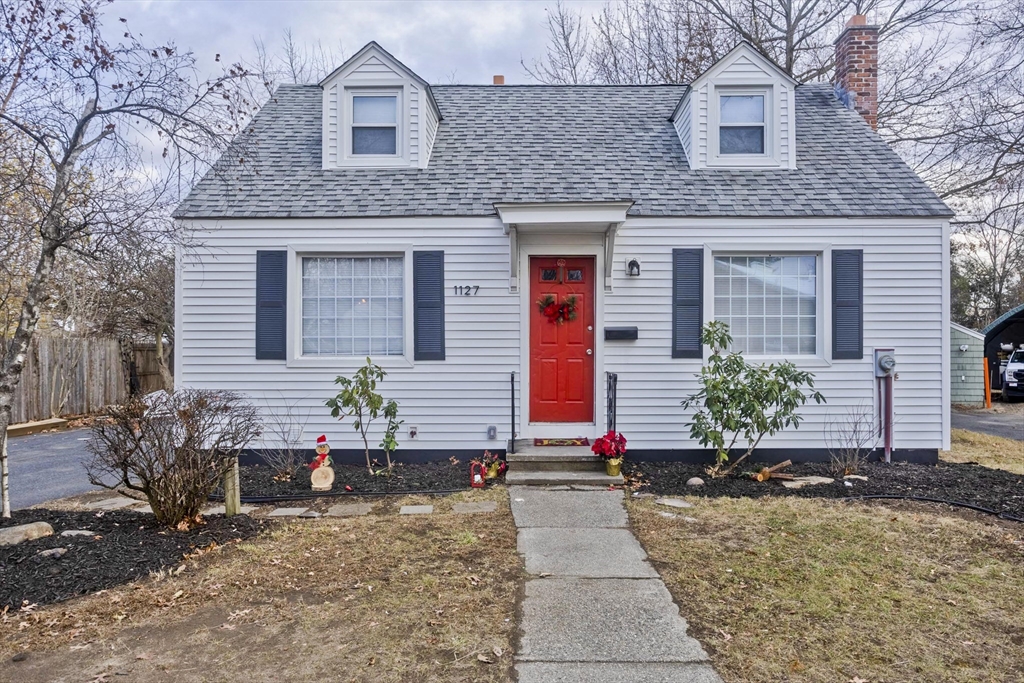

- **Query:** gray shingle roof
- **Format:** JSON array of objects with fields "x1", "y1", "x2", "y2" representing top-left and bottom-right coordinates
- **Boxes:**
[{"x1": 174, "y1": 83, "x2": 952, "y2": 219}]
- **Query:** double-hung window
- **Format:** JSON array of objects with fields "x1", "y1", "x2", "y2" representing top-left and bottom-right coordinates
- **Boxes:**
[
  {"x1": 719, "y1": 93, "x2": 766, "y2": 155},
  {"x1": 351, "y1": 95, "x2": 398, "y2": 156},
  {"x1": 301, "y1": 256, "x2": 404, "y2": 356},
  {"x1": 714, "y1": 255, "x2": 817, "y2": 355}
]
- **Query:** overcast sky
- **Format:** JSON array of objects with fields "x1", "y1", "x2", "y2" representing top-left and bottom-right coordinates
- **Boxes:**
[{"x1": 110, "y1": 0, "x2": 605, "y2": 85}]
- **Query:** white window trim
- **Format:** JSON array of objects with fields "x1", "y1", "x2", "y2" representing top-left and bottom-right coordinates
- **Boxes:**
[
  {"x1": 703, "y1": 243, "x2": 833, "y2": 367},
  {"x1": 341, "y1": 86, "x2": 409, "y2": 167},
  {"x1": 286, "y1": 243, "x2": 415, "y2": 368},
  {"x1": 708, "y1": 85, "x2": 782, "y2": 169}
]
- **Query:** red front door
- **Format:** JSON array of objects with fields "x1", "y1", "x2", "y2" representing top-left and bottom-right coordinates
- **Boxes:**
[{"x1": 529, "y1": 257, "x2": 595, "y2": 423}]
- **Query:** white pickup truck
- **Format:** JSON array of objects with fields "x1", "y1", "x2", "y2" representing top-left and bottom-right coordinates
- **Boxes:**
[{"x1": 1003, "y1": 349, "x2": 1024, "y2": 400}]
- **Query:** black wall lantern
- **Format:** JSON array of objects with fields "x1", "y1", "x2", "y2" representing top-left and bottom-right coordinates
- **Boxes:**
[{"x1": 626, "y1": 258, "x2": 641, "y2": 277}]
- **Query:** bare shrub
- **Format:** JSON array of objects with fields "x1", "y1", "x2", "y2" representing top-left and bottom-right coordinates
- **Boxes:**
[
  {"x1": 86, "y1": 389, "x2": 262, "y2": 528},
  {"x1": 825, "y1": 405, "x2": 879, "y2": 476},
  {"x1": 262, "y1": 395, "x2": 311, "y2": 481}
]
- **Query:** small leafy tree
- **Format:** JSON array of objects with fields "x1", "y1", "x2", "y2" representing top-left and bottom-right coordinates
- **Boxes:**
[
  {"x1": 326, "y1": 358, "x2": 399, "y2": 474},
  {"x1": 86, "y1": 389, "x2": 262, "y2": 528},
  {"x1": 682, "y1": 321, "x2": 824, "y2": 477},
  {"x1": 379, "y1": 400, "x2": 403, "y2": 474}
]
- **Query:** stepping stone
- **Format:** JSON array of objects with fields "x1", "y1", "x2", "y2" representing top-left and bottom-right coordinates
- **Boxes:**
[
  {"x1": 659, "y1": 512, "x2": 677, "y2": 519},
  {"x1": 298, "y1": 510, "x2": 321, "y2": 518},
  {"x1": 326, "y1": 503, "x2": 373, "y2": 517},
  {"x1": 85, "y1": 497, "x2": 136, "y2": 511},
  {"x1": 267, "y1": 507, "x2": 308, "y2": 517},
  {"x1": 131, "y1": 504, "x2": 154, "y2": 514},
  {"x1": 0, "y1": 521, "x2": 53, "y2": 547},
  {"x1": 781, "y1": 476, "x2": 835, "y2": 489},
  {"x1": 202, "y1": 505, "x2": 257, "y2": 516},
  {"x1": 452, "y1": 501, "x2": 497, "y2": 514},
  {"x1": 518, "y1": 528, "x2": 658, "y2": 578},
  {"x1": 516, "y1": 662, "x2": 724, "y2": 683},
  {"x1": 509, "y1": 488, "x2": 627, "y2": 529},
  {"x1": 399, "y1": 505, "x2": 433, "y2": 515},
  {"x1": 655, "y1": 498, "x2": 693, "y2": 509},
  {"x1": 60, "y1": 529, "x2": 94, "y2": 537},
  {"x1": 518, "y1": 577, "x2": 711, "y2": 663}
]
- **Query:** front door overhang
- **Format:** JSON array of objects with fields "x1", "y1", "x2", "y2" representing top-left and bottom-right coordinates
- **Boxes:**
[{"x1": 494, "y1": 201, "x2": 634, "y2": 293}]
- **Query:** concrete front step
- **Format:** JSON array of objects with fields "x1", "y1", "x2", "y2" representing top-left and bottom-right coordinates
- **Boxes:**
[
  {"x1": 506, "y1": 470, "x2": 624, "y2": 486},
  {"x1": 509, "y1": 443, "x2": 604, "y2": 472},
  {"x1": 507, "y1": 453, "x2": 605, "y2": 472}
]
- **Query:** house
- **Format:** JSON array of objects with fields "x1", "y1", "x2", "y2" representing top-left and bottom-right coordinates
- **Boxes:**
[
  {"x1": 950, "y1": 323, "x2": 986, "y2": 408},
  {"x1": 173, "y1": 16, "x2": 952, "y2": 464}
]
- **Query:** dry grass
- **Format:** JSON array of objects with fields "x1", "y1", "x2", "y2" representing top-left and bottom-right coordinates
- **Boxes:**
[
  {"x1": 944, "y1": 428, "x2": 1024, "y2": 474},
  {"x1": 629, "y1": 496, "x2": 1024, "y2": 683},
  {"x1": 0, "y1": 488, "x2": 521, "y2": 683}
]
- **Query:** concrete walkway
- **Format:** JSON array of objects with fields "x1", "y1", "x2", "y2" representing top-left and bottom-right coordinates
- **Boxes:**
[{"x1": 510, "y1": 486, "x2": 722, "y2": 683}]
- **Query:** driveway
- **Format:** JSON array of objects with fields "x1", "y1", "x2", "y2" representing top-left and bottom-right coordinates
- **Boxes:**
[
  {"x1": 952, "y1": 409, "x2": 1024, "y2": 442},
  {"x1": 5, "y1": 428, "x2": 99, "y2": 510}
]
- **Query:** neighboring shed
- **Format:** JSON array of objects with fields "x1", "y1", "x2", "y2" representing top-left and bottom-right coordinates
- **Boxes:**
[
  {"x1": 982, "y1": 303, "x2": 1024, "y2": 392},
  {"x1": 950, "y1": 323, "x2": 986, "y2": 407}
]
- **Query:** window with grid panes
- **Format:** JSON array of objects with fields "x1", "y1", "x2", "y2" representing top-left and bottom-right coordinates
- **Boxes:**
[
  {"x1": 713, "y1": 255, "x2": 817, "y2": 355},
  {"x1": 301, "y1": 256, "x2": 404, "y2": 356}
]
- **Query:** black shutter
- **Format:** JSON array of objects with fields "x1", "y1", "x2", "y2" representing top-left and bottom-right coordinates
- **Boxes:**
[
  {"x1": 832, "y1": 249, "x2": 864, "y2": 360},
  {"x1": 672, "y1": 248, "x2": 703, "y2": 358},
  {"x1": 255, "y1": 250, "x2": 287, "y2": 360},
  {"x1": 414, "y1": 251, "x2": 445, "y2": 361}
]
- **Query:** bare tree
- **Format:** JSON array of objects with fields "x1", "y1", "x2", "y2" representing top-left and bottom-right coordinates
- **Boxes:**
[
  {"x1": 0, "y1": 0, "x2": 252, "y2": 517},
  {"x1": 523, "y1": 1, "x2": 595, "y2": 84},
  {"x1": 245, "y1": 28, "x2": 344, "y2": 102}
]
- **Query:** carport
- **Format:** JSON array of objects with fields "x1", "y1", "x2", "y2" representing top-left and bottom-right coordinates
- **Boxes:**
[{"x1": 982, "y1": 303, "x2": 1024, "y2": 395}]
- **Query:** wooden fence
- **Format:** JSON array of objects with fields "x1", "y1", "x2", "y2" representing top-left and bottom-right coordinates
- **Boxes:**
[
  {"x1": 10, "y1": 335, "x2": 127, "y2": 425},
  {"x1": 133, "y1": 343, "x2": 170, "y2": 395}
]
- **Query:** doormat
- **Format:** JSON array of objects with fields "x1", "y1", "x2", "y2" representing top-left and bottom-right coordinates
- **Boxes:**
[{"x1": 533, "y1": 437, "x2": 590, "y2": 447}]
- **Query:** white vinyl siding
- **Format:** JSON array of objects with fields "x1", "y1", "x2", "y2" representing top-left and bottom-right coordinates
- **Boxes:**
[{"x1": 177, "y1": 216, "x2": 946, "y2": 453}]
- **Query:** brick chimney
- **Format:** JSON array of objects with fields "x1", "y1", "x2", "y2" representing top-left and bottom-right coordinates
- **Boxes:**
[
  {"x1": 834, "y1": 15, "x2": 879, "y2": 129},
  {"x1": 492, "y1": 75, "x2": 505, "y2": 85}
]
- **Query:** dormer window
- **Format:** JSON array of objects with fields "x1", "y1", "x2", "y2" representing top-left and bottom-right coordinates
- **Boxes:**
[
  {"x1": 352, "y1": 94, "x2": 398, "y2": 155},
  {"x1": 670, "y1": 43, "x2": 796, "y2": 170},
  {"x1": 719, "y1": 93, "x2": 765, "y2": 155},
  {"x1": 320, "y1": 41, "x2": 440, "y2": 169}
]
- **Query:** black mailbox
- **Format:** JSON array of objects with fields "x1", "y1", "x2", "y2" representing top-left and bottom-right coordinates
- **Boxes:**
[{"x1": 604, "y1": 326, "x2": 639, "y2": 341}]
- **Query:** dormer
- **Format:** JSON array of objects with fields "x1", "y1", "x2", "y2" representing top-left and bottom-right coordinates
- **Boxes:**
[
  {"x1": 671, "y1": 43, "x2": 797, "y2": 170},
  {"x1": 320, "y1": 42, "x2": 441, "y2": 170}
]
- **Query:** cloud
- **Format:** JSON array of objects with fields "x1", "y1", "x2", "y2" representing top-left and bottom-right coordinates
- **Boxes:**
[{"x1": 107, "y1": 0, "x2": 602, "y2": 84}]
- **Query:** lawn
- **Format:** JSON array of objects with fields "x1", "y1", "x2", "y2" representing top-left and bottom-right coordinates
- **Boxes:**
[
  {"x1": 628, "y1": 495, "x2": 1024, "y2": 683},
  {"x1": 1, "y1": 488, "x2": 520, "y2": 683},
  {"x1": 944, "y1": 428, "x2": 1024, "y2": 475}
]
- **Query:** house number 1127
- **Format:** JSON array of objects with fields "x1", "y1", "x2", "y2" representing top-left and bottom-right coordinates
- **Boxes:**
[{"x1": 452, "y1": 285, "x2": 480, "y2": 296}]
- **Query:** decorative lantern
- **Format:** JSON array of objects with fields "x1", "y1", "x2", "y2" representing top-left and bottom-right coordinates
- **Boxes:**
[
  {"x1": 310, "y1": 435, "x2": 335, "y2": 492},
  {"x1": 470, "y1": 462, "x2": 487, "y2": 488}
]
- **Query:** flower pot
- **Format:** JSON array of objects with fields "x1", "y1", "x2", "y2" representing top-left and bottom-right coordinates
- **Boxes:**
[
  {"x1": 486, "y1": 461, "x2": 502, "y2": 479},
  {"x1": 605, "y1": 458, "x2": 622, "y2": 477}
]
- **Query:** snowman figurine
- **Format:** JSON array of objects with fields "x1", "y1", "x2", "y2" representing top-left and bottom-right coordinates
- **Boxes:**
[{"x1": 310, "y1": 435, "x2": 336, "y2": 492}]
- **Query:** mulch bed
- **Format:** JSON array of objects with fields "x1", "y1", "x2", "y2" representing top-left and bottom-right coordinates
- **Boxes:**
[
  {"x1": 626, "y1": 460, "x2": 1024, "y2": 520},
  {"x1": 237, "y1": 461, "x2": 471, "y2": 497},
  {"x1": 0, "y1": 510, "x2": 267, "y2": 609}
]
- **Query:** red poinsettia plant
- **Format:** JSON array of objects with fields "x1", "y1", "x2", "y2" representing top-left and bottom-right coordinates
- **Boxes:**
[{"x1": 592, "y1": 430, "x2": 627, "y2": 460}]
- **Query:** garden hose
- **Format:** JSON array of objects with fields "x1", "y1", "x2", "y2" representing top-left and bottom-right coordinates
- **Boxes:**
[{"x1": 844, "y1": 494, "x2": 1024, "y2": 524}]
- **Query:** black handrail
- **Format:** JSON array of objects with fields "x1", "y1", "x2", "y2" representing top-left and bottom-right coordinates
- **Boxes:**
[
  {"x1": 510, "y1": 371, "x2": 516, "y2": 454},
  {"x1": 606, "y1": 372, "x2": 618, "y2": 433}
]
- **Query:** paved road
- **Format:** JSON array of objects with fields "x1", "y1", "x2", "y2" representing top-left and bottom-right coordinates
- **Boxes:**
[
  {"x1": 952, "y1": 409, "x2": 1024, "y2": 442},
  {"x1": 4, "y1": 428, "x2": 99, "y2": 510}
]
